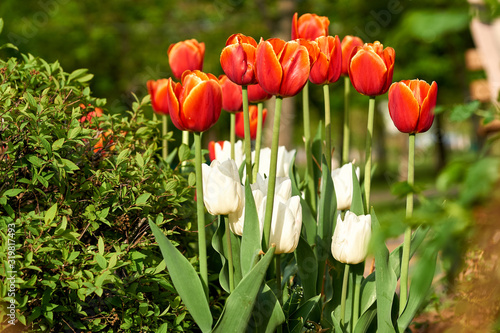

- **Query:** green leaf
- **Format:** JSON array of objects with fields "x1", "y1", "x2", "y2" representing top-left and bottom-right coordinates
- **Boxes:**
[
  {"x1": 294, "y1": 236, "x2": 317, "y2": 301},
  {"x1": 350, "y1": 163, "x2": 364, "y2": 215},
  {"x1": 397, "y1": 245, "x2": 438, "y2": 332},
  {"x1": 44, "y1": 203, "x2": 58, "y2": 225},
  {"x1": 28, "y1": 155, "x2": 44, "y2": 167},
  {"x1": 0, "y1": 18, "x2": 3, "y2": 34},
  {"x1": 98, "y1": 237, "x2": 104, "y2": 255},
  {"x1": 135, "y1": 193, "x2": 151, "y2": 206},
  {"x1": 212, "y1": 247, "x2": 275, "y2": 332},
  {"x1": 247, "y1": 284, "x2": 285, "y2": 333},
  {"x1": 67, "y1": 126, "x2": 81, "y2": 140},
  {"x1": 95, "y1": 254, "x2": 107, "y2": 270},
  {"x1": 135, "y1": 153, "x2": 144, "y2": 168},
  {"x1": 24, "y1": 91, "x2": 37, "y2": 108},
  {"x1": 178, "y1": 143, "x2": 190, "y2": 162},
  {"x1": 372, "y1": 209, "x2": 397, "y2": 333},
  {"x1": 3, "y1": 188, "x2": 23, "y2": 197},
  {"x1": 61, "y1": 158, "x2": 79, "y2": 172},
  {"x1": 52, "y1": 138, "x2": 65, "y2": 151},
  {"x1": 353, "y1": 306, "x2": 377, "y2": 333},
  {"x1": 76, "y1": 74, "x2": 94, "y2": 83},
  {"x1": 317, "y1": 156, "x2": 335, "y2": 242},
  {"x1": 68, "y1": 68, "x2": 89, "y2": 83},
  {"x1": 287, "y1": 295, "x2": 321, "y2": 333},
  {"x1": 149, "y1": 221, "x2": 213, "y2": 333},
  {"x1": 116, "y1": 148, "x2": 130, "y2": 166},
  {"x1": 240, "y1": 182, "x2": 262, "y2": 276}
]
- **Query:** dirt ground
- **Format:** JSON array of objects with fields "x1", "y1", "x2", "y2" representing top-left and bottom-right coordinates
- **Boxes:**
[{"x1": 410, "y1": 195, "x2": 500, "y2": 333}]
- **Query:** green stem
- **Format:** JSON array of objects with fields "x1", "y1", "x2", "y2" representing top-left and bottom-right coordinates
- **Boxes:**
[
  {"x1": 182, "y1": 131, "x2": 189, "y2": 168},
  {"x1": 303, "y1": 82, "x2": 317, "y2": 215},
  {"x1": 194, "y1": 132, "x2": 208, "y2": 298},
  {"x1": 340, "y1": 264, "x2": 350, "y2": 327},
  {"x1": 352, "y1": 270, "x2": 361, "y2": 330},
  {"x1": 364, "y1": 97, "x2": 376, "y2": 213},
  {"x1": 276, "y1": 255, "x2": 282, "y2": 304},
  {"x1": 242, "y1": 85, "x2": 252, "y2": 184},
  {"x1": 162, "y1": 116, "x2": 168, "y2": 161},
  {"x1": 224, "y1": 215, "x2": 234, "y2": 292},
  {"x1": 400, "y1": 133, "x2": 415, "y2": 315},
  {"x1": 230, "y1": 113, "x2": 236, "y2": 160},
  {"x1": 253, "y1": 102, "x2": 264, "y2": 180},
  {"x1": 342, "y1": 76, "x2": 351, "y2": 165},
  {"x1": 262, "y1": 96, "x2": 283, "y2": 251},
  {"x1": 324, "y1": 84, "x2": 332, "y2": 170}
]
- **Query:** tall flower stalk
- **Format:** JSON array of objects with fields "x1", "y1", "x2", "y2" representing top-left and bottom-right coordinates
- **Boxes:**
[
  {"x1": 253, "y1": 102, "x2": 264, "y2": 180},
  {"x1": 387, "y1": 79, "x2": 438, "y2": 314},
  {"x1": 342, "y1": 76, "x2": 351, "y2": 165},
  {"x1": 364, "y1": 96, "x2": 375, "y2": 212},
  {"x1": 323, "y1": 84, "x2": 332, "y2": 170},
  {"x1": 162, "y1": 116, "x2": 169, "y2": 160},
  {"x1": 302, "y1": 82, "x2": 316, "y2": 211},
  {"x1": 242, "y1": 85, "x2": 252, "y2": 183}
]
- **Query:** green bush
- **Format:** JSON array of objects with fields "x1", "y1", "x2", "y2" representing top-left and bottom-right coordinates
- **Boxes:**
[{"x1": 0, "y1": 47, "x2": 199, "y2": 331}]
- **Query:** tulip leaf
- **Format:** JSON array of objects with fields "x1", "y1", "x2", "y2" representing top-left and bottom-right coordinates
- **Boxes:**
[
  {"x1": 212, "y1": 247, "x2": 275, "y2": 332},
  {"x1": 149, "y1": 221, "x2": 213, "y2": 333},
  {"x1": 211, "y1": 216, "x2": 230, "y2": 293},
  {"x1": 286, "y1": 295, "x2": 321, "y2": 333},
  {"x1": 240, "y1": 182, "x2": 262, "y2": 277},
  {"x1": 372, "y1": 208, "x2": 398, "y2": 333},
  {"x1": 359, "y1": 226, "x2": 428, "y2": 316},
  {"x1": 353, "y1": 305, "x2": 377, "y2": 333},
  {"x1": 311, "y1": 120, "x2": 324, "y2": 190},
  {"x1": 294, "y1": 236, "x2": 317, "y2": 301},
  {"x1": 350, "y1": 163, "x2": 364, "y2": 216},
  {"x1": 300, "y1": 196, "x2": 317, "y2": 246},
  {"x1": 330, "y1": 311, "x2": 345, "y2": 333},
  {"x1": 397, "y1": 242, "x2": 438, "y2": 332},
  {"x1": 246, "y1": 284, "x2": 285, "y2": 333},
  {"x1": 317, "y1": 156, "x2": 336, "y2": 242}
]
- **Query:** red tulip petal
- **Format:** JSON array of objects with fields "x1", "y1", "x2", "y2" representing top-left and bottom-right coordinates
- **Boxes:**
[
  {"x1": 168, "y1": 40, "x2": 205, "y2": 79},
  {"x1": 248, "y1": 83, "x2": 272, "y2": 102},
  {"x1": 416, "y1": 81, "x2": 438, "y2": 133},
  {"x1": 349, "y1": 49, "x2": 387, "y2": 96},
  {"x1": 341, "y1": 36, "x2": 363, "y2": 76},
  {"x1": 388, "y1": 82, "x2": 420, "y2": 133},
  {"x1": 291, "y1": 12, "x2": 299, "y2": 40},
  {"x1": 220, "y1": 43, "x2": 257, "y2": 85},
  {"x1": 256, "y1": 40, "x2": 283, "y2": 95},
  {"x1": 166, "y1": 79, "x2": 186, "y2": 131},
  {"x1": 327, "y1": 36, "x2": 342, "y2": 83},
  {"x1": 309, "y1": 53, "x2": 329, "y2": 85},
  {"x1": 182, "y1": 80, "x2": 222, "y2": 132},
  {"x1": 279, "y1": 41, "x2": 310, "y2": 97},
  {"x1": 219, "y1": 75, "x2": 243, "y2": 112}
]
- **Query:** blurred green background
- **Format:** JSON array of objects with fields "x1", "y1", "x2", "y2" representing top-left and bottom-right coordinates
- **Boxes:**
[{"x1": 0, "y1": 0, "x2": 480, "y2": 179}]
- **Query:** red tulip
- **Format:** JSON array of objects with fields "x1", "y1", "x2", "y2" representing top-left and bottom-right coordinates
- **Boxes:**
[
  {"x1": 147, "y1": 79, "x2": 170, "y2": 115},
  {"x1": 168, "y1": 39, "x2": 205, "y2": 80},
  {"x1": 248, "y1": 83, "x2": 272, "y2": 103},
  {"x1": 255, "y1": 38, "x2": 310, "y2": 97},
  {"x1": 341, "y1": 35, "x2": 363, "y2": 76},
  {"x1": 219, "y1": 74, "x2": 243, "y2": 112},
  {"x1": 208, "y1": 140, "x2": 225, "y2": 161},
  {"x1": 388, "y1": 79, "x2": 438, "y2": 134},
  {"x1": 297, "y1": 38, "x2": 320, "y2": 68},
  {"x1": 291, "y1": 12, "x2": 330, "y2": 41},
  {"x1": 348, "y1": 41, "x2": 395, "y2": 97},
  {"x1": 235, "y1": 105, "x2": 267, "y2": 139},
  {"x1": 166, "y1": 70, "x2": 222, "y2": 133},
  {"x1": 309, "y1": 35, "x2": 342, "y2": 85},
  {"x1": 220, "y1": 33, "x2": 258, "y2": 86}
]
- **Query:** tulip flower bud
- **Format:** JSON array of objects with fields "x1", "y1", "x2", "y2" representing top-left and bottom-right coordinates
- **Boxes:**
[
  {"x1": 166, "y1": 70, "x2": 222, "y2": 133},
  {"x1": 340, "y1": 35, "x2": 363, "y2": 76},
  {"x1": 202, "y1": 159, "x2": 243, "y2": 216},
  {"x1": 235, "y1": 105, "x2": 267, "y2": 140},
  {"x1": 331, "y1": 163, "x2": 360, "y2": 211},
  {"x1": 267, "y1": 195, "x2": 302, "y2": 254},
  {"x1": 208, "y1": 140, "x2": 245, "y2": 168},
  {"x1": 348, "y1": 41, "x2": 395, "y2": 97},
  {"x1": 388, "y1": 79, "x2": 438, "y2": 134},
  {"x1": 168, "y1": 39, "x2": 205, "y2": 80},
  {"x1": 291, "y1": 12, "x2": 330, "y2": 41},
  {"x1": 220, "y1": 33, "x2": 258, "y2": 86},
  {"x1": 309, "y1": 35, "x2": 342, "y2": 85},
  {"x1": 147, "y1": 79, "x2": 170, "y2": 115},
  {"x1": 252, "y1": 146, "x2": 295, "y2": 178},
  {"x1": 255, "y1": 38, "x2": 310, "y2": 97},
  {"x1": 219, "y1": 74, "x2": 243, "y2": 112},
  {"x1": 331, "y1": 211, "x2": 371, "y2": 264}
]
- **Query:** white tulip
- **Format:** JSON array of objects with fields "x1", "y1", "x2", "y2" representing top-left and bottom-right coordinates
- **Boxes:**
[
  {"x1": 252, "y1": 146, "x2": 296, "y2": 178},
  {"x1": 202, "y1": 159, "x2": 243, "y2": 216},
  {"x1": 267, "y1": 195, "x2": 302, "y2": 254},
  {"x1": 213, "y1": 140, "x2": 244, "y2": 168},
  {"x1": 228, "y1": 173, "x2": 290, "y2": 236},
  {"x1": 331, "y1": 162, "x2": 360, "y2": 211},
  {"x1": 331, "y1": 211, "x2": 371, "y2": 264}
]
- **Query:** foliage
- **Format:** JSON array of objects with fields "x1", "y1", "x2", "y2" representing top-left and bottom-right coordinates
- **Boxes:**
[{"x1": 0, "y1": 43, "x2": 198, "y2": 331}]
